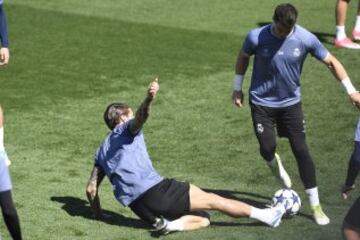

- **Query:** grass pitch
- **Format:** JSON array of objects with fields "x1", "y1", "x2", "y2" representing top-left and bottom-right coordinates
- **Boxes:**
[{"x1": 0, "y1": 0, "x2": 359, "y2": 239}]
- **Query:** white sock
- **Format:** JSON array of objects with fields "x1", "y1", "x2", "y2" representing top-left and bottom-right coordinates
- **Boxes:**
[
  {"x1": 305, "y1": 187, "x2": 320, "y2": 206},
  {"x1": 336, "y1": 25, "x2": 347, "y2": 40},
  {"x1": 250, "y1": 207, "x2": 268, "y2": 223},
  {"x1": 0, "y1": 127, "x2": 4, "y2": 151},
  {"x1": 166, "y1": 219, "x2": 184, "y2": 232},
  {"x1": 354, "y1": 16, "x2": 360, "y2": 32}
]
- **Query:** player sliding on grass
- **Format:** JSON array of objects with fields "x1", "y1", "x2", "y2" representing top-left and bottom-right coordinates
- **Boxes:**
[
  {"x1": 86, "y1": 79, "x2": 286, "y2": 235},
  {"x1": 232, "y1": 3, "x2": 360, "y2": 226}
]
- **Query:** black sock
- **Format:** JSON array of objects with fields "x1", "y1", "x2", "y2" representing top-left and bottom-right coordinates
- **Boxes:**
[{"x1": 0, "y1": 190, "x2": 22, "y2": 240}]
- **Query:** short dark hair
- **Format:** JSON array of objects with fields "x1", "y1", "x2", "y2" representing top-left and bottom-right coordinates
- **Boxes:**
[
  {"x1": 273, "y1": 3, "x2": 298, "y2": 28},
  {"x1": 103, "y1": 102, "x2": 130, "y2": 130}
]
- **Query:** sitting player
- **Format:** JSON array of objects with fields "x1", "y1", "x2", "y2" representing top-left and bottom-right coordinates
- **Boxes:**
[{"x1": 86, "y1": 79, "x2": 286, "y2": 235}]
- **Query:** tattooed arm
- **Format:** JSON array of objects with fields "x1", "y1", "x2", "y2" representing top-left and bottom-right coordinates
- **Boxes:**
[
  {"x1": 129, "y1": 78, "x2": 160, "y2": 135},
  {"x1": 86, "y1": 165, "x2": 106, "y2": 218}
]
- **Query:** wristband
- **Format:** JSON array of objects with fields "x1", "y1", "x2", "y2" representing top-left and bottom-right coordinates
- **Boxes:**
[
  {"x1": 234, "y1": 74, "x2": 244, "y2": 91},
  {"x1": 341, "y1": 77, "x2": 357, "y2": 95}
]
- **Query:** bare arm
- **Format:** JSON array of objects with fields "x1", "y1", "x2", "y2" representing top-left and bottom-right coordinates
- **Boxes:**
[
  {"x1": 232, "y1": 51, "x2": 251, "y2": 107},
  {"x1": 235, "y1": 50, "x2": 251, "y2": 75},
  {"x1": 0, "y1": 105, "x2": 3, "y2": 128},
  {"x1": 322, "y1": 53, "x2": 348, "y2": 81},
  {"x1": 86, "y1": 165, "x2": 105, "y2": 218},
  {"x1": 129, "y1": 79, "x2": 159, "y2": 135},
  {"x1": 322, "y1": 53, "x2": 360, "y2": 108}
]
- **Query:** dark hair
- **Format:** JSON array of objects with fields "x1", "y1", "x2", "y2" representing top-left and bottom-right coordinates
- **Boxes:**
[
  {"x1": 103, "y1": 102, "x2": 130, "y2": 130},
  {"x1": 273, "y1": 3, "x2": 298, "y2": 28}
]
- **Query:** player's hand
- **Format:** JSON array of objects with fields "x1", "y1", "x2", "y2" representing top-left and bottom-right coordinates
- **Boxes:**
[
  {"x1": 148, "y1": 77, "x2": 159, "y2": 98},
  {"x1": 0, "y1": 48, "x2": 10, "y2": 66},
  {"x1": 232, "y1": 90, "x2": 244, "y2": 107},
  {"x1": 350, "y1": 92, "x2": 360, "y2": 109},
  {"x1": 86, "y1": 181, "x2": 97, "y2": 200}
]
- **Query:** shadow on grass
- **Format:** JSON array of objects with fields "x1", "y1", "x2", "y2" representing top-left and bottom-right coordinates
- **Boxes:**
[
  {"x1": 203, "y1": 188, "x2": 313, "y2": 226},
  {"x1": 50, "y1": 196, "x2": 148, "y2": 229},
  {"x1": 256, "y1": 22, "x2": 335, "y2": 45},
  {"x1": 51, "y1": 190, "x2": 313, "y2": 235}
]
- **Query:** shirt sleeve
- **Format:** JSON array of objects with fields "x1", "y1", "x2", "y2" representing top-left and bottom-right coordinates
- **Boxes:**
[
  {"x1": 0, "y1": 4, "x2": 9, "y2": 48},
  {"x1": 306, "y1": 32, "x2": 328, "y2": 61},
  {"x1": 242, "y1": 30, "x2": 258, "y2": 56}
]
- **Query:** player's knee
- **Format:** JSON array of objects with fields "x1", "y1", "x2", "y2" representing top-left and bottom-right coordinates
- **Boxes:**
[
  {"x1": 208, "y1": 193, "x2": 228, "y2": 210},
  {"x1": 199, "y1": 217, "x2": 210, "y2": 228},
  {"x1": 291, "y1": 143, "x2": 307, "y2": 156},
  {"x1": 260, "y1": 144, "x2": 276, "y2": 160}
]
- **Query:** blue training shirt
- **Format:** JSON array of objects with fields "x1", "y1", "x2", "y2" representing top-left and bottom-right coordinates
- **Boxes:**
[
  {"x1": 0, "y1": 2, "x2": 9, "y2": 48},
  {"x1": 242, "y1": 24, "x2": 328, "y2": 108},
  {"x1": 0, "y1": 150, "x2": 12, "y2": 192},
  {"x1": 95, "y1": 119, "x2": 163, "y2": 206}
]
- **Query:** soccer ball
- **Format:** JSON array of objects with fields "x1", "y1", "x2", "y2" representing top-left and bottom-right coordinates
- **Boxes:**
[{"x1": 272, "y1": 189, "x2": 301, "y2": 216}]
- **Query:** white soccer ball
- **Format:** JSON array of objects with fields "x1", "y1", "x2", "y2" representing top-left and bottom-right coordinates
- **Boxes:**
[{"x1": 272, "y1": 189, "x2": 301, "y2": 216}]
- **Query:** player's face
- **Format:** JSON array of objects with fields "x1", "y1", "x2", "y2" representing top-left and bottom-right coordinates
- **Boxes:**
[
  {"x1": 126, "y1": 108, "x2": 134, "y2": 118},
  {"x1": 118, "y1": 108, "x2": 134, "y2": 123},
  {"x1": 273, "y1": 22, "x2": 293, "y2": 38}
]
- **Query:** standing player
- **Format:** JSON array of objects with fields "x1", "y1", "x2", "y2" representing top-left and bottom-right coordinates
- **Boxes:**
[
  {"x1": 86, "y1": 79, "x2": 286, "y2": 235},
  {"x1": 0, "y1": 0, "x2": 9, "y2": 65},
  {"x1": 335, "y1": 0, "x2": 360, "y2": 49},
  {"x1": 232, "y1": 3, "x2": 360, "y2": 225},
  {"x1": 342, "y1": 117, "x2": 360, "y2": 199},
  {"x1": 0, "y1": 3, "x2": 19, "y2": 238},
  {"x1": 0, "y1": 107, "x2": 22, "y2": 240}
]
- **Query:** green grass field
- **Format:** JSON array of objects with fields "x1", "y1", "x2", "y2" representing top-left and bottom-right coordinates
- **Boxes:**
[{"x1": 0, "y1": 0, "x2": 359, "y2": 239}]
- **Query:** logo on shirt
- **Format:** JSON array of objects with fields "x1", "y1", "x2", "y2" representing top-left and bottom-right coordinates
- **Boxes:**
[
  {"x1": 293, "y1": 48, "x2": 301, "y2": 57},
  {"x1": 262, "y1": 48, "x2": 270, "y2": 57},
  {"x1": 256, "y1": 123, "x2": 264, "y2": 134},
  {"x1": 277, "y1": 51, "x2": 284, "y2": 55}
]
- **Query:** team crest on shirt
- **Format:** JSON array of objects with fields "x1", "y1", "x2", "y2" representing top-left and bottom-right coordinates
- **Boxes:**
[
  {"x1": 293, "y1": 48, "x2": 301, "y2": 57},
  {"x1": 262, "y1": 48, "x2": 270, "y2": 57},
  {"x1": 257, "y1": 123, "x2": 264, "y2": 134}
]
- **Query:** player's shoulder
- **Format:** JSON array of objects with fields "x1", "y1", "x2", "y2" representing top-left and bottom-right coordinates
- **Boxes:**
[
  {"x1": 248, "y1": 25, "x2": 270, "y2": 37},
  {"x1": 293, "y1": 25, "x2": 317, "y2": 40},
  {"x1": 245, "y1": 24, "x2": 271, "y2": 45},
  {"x1": 291, "y1": 25, "x2": 321, "y2": 46}
]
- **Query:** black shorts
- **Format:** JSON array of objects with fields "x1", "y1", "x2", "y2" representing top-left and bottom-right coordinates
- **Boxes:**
[
  {"x1": 250, "y1": 102, "x2": 305, "y2": 138},
  {"x1": 344, "y1": 196, "x2": 360, "y2": 231},
  {"x1": 129, "y1": 178, "x2": 190, "y2": 224}
]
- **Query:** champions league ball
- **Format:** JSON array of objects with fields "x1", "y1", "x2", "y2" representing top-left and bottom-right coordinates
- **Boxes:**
[{"x1": 272, "y1": 189, "x2": 301, "y2": 216}]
